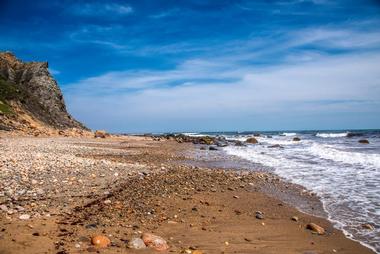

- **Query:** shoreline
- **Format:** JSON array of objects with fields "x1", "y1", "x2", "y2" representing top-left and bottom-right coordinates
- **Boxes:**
[{"x1": 0, "y1": 134, "x2": 376, "y2": 253}]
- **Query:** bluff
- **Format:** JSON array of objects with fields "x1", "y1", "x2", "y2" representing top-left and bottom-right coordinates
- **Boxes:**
[{"x1": 0, "y1": 52, "x2": 87, "y2": 133}]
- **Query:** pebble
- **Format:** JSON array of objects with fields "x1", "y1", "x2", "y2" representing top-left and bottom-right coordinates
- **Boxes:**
[
  {"x1": 127, "y1": 237, "x2": 146, "y2": 249},
  {"x1": 0, "y1": 204, "x2": 8, "y2": 212},
  {"x1": 255, "y1": 211, "x2": 264, "y2": 220},
  {"x1": 91, "y1": 235, "x2": 111, "y2": 248},
  {"x1": 306, "y1": 223, "x2": 325, "y2": 235},
  {"x1": 103, "y1": 199, "x2": 111, "y2": 204},
  {"x1": 362, "y1": 224, "x2": 375, "y2": 230},
  {"x1": 291, "y1": 216, "x2": 299, "y2": 222},
  {"x1": 142, "y1": 233, "x2": 169, "y2": 251},
  {"x1": 19, "y1": 214, "x2": 30, "y2": 220}
]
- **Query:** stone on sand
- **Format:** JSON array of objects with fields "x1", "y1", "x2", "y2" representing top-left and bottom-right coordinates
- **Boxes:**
[
  {"x1": 306, "y1": 223, "x2": 325, "y2": 235},
  {"x1": 91, "y1": 235, "x2": 111, "y2": 248},
  {"x1": 142, "y1": 233, "x2": 169, "y2": 251},
  {"x1": 128, "y1": 237, "x2": 146, "y2": 249}
]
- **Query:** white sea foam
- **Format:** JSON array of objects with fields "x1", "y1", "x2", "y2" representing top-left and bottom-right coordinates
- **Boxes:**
[
  {"x1": 316, "y1": 132, "x2": 348, "y2": 138},
  {"x1": 223, "y1": 135, "x2": 380, "y2": 252},
  {"x1": 308, "y1": 143, "x2": 380, "y2": 168},
  {"x1": 281, "y1": 132, "x2": 297, "y2": 136},
  {"x1": 181, "y1": 132, "x2": 205, "y2": 137}
]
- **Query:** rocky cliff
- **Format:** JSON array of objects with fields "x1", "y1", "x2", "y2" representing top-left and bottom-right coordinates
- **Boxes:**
[{"x1": 0, "y1": 52, "x2": 87, "y2": 134}]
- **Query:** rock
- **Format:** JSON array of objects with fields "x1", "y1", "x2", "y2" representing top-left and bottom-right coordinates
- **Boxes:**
[
  {"x1": 362, "y1": 223, "x2": 374, "y2": 230},
  {"x1": 293, "y1": 137, "x2": 301, "y2": 141},
  {"x1": 0, "y1": 204, "x2": 8, "y2": 212},
  {"x1": 358, "y1": 139, "x2": 369, "y2": 144},
  {"x1": 200, "y1": 146, "x2": 206, "y2": 150},
  {"x1": 103, "y1": 199, "x2": 111, "y2": 204},
  {"x1": 306, "y1": 223, "x2": 325, "y2": 235},
  {"x1": 19, "y1": 214, "x2": 30, "y2": 220},
  {"x1": 253, "y1": 133, "x2": 261, "y2": 137},
  {"x1": 192, "y1": 251, "x2": 204, "y2": 254},
  {"x1": 94, "y1": 130, "x2": 107, "y2": 138},
  {"x1": 209, "y1": 146, "x2": 218, "y2": 151},
  {"x1": 255, "y1": 211, "x2": 264, "y2": 220},
  {"x1": 0, "y1": 52, "x2": 87, "y2": 131},
  {"x1": 268, "y1": 144, "x2": 283, "y2": 148},
  {"x1": 215, "y1": 141, "x2": 228, "y2": 147},
  {"x1": 127, "y1": 237, "x2": 146, "y2": 249},
  {"x1": 142, "y1": 233, "x2": 169, "y2": 251},
  {"x1": 234, "y1": 140, "x2": 245, "y2": 146},
  {"x1": 91, "y1": 235, "x2": 111, "y2": 248},
  {"x1": 246, "y1": 137, "x2": 258, "y2": 144},
  {"x1": 291, "y1": 216, "x2": 299, "y2": 222}
]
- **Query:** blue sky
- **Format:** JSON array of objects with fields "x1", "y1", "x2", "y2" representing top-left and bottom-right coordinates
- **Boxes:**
[{"x1": 1, "y1": 0, "x2": 380, "y2": 132}]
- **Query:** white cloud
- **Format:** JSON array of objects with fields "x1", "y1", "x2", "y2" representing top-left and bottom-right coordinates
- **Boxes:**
[{"x1": 65, "y1": 52, "x2": 380, "y2": 132}]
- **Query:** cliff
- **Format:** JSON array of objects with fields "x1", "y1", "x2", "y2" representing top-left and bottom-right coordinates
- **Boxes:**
[{"x1": 0, "y1": 52, "x2": 88, "y2": 134}]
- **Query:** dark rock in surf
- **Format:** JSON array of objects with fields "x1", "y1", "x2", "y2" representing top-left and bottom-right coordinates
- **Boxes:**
[
  {"x1": 358, "y1": 139, "x2": 369, "y2": 144},
  {"x1": 293, "y1": 137, "x2": 301, "y2": 142},
  {"x1": 268, "y1": 144, "x2": 283, "y2": 148},
  {"x1": 234, "y1": 140, "x2": 245, "y2": 146},
  {"x1": 246, "y1": 137, "x2": 258, "y2": 144},
  {"x1": 209, "y1": 146, "x2": 218, "y2": 151}
]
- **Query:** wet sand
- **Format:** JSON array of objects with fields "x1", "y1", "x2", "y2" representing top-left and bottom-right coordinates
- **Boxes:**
[{"x1": 0, "y1": 134, "x2": 375, "y2": 253}]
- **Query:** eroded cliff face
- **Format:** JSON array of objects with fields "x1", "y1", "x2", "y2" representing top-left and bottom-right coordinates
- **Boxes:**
[{"x1": 0, "y1": 52, "x2": 87, "y2": 134}]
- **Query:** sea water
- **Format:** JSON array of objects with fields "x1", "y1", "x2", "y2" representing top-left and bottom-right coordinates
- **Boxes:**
[{"x1": 186, "y1": 130, "x2": 380, "y2": 253}]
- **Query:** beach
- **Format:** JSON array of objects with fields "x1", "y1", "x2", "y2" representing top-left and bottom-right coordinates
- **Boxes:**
[{"x1": 0, "y1": 134, "x2": 375, "y2": 254}]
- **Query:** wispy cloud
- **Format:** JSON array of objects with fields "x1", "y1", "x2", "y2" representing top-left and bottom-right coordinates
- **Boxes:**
[
  {"x1": 69, "y1": 3, "x2": 133, "y2": 17},
  {"x1": 65, "y1": 49, "x2": 380, "y2": 132}
]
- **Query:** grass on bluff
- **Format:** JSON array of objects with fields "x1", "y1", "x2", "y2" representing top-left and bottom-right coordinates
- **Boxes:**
[{"x1": 0, "y1": 77, "x2": 20, "y2": 114}]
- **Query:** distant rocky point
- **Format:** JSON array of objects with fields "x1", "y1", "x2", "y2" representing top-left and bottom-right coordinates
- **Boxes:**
[{"x1": 0, "y1": 51, "x2": 88, "y2": 135}]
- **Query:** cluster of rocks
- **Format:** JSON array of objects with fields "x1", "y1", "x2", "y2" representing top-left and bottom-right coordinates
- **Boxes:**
[
  {"x1": 150, "y1": 134, "x2": 304, "y2": 151},
  {"x1": 0, "y1": 137, "x2": 147, "y2": 219}
]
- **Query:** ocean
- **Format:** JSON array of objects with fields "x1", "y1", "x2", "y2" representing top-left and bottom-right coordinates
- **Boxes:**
[{"x1": 184, "y1": 130, "x2": 380, "y2": 253}]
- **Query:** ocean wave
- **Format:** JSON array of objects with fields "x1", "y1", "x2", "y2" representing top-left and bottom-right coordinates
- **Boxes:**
[
  {"x1": 316, "y1": 132, "x2": 348, "y2": 138},
  {"x1": 308, "y1": 144, "x2": 380, "y2": 168},
  {"x1": 181, "y1": 132, "x2": 205, "y2": 137},
  {"x1": 280, "y1": 132, "x2": 297, "y2": 136},
  {"x1": 223, "y1": 143, "x2": 380, "y2": 252}
]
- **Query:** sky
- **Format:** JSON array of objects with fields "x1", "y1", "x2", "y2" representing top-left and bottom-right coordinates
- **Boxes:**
[{"x1": 1, "y1": 0, "x2": 380, "y2": 133}]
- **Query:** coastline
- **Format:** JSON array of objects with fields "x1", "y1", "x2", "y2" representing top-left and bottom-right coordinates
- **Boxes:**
[{"x1": 0, "y1": 133, "x2": 376, "y2": 253}]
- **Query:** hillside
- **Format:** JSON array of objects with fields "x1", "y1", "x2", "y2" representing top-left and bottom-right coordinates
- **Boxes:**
[{"x1": 0, "y1": 52, "x2": 87, "y2": 135}]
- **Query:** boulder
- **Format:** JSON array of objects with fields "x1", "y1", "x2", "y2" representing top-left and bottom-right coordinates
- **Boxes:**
[
  {"x1": 94, "y1": 130, "x2": 107, "y2": 138},
  {"x1": 91, "y1": 235, "x2": 111, "y2": 248},
  {"x1": 306, "y1": 223, "x2": 325, "y2": 235},
  {"x1": 293, "y1": 137, "x2": 301, "y2": 141},
  {"x1": 358, "y1": 139, "x2": 369, "y2": 144},
  {"x1": 209, "y1": 146, "x2": 218, "y2": 151},
  {"x1": 142, "y1": 233, "x2": 169, "y2": 251},
  {"x1": 246, "y1": 137, "x2": 258, "y2": 144}
]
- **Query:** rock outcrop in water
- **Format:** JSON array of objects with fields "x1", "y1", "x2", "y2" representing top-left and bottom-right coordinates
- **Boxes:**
[{"x1": 0, "y1": 52, "x2": 87, "y2": 133}]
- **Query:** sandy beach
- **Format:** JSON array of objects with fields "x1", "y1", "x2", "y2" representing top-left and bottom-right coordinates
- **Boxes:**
[{"x1": 0, "y1": 134, "x2": 375, "y2": 254}]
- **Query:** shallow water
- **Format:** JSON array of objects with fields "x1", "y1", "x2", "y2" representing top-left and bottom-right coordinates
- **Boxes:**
[{"x1": 186, "y1": 130, "x2": 380, "y2": 253}]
